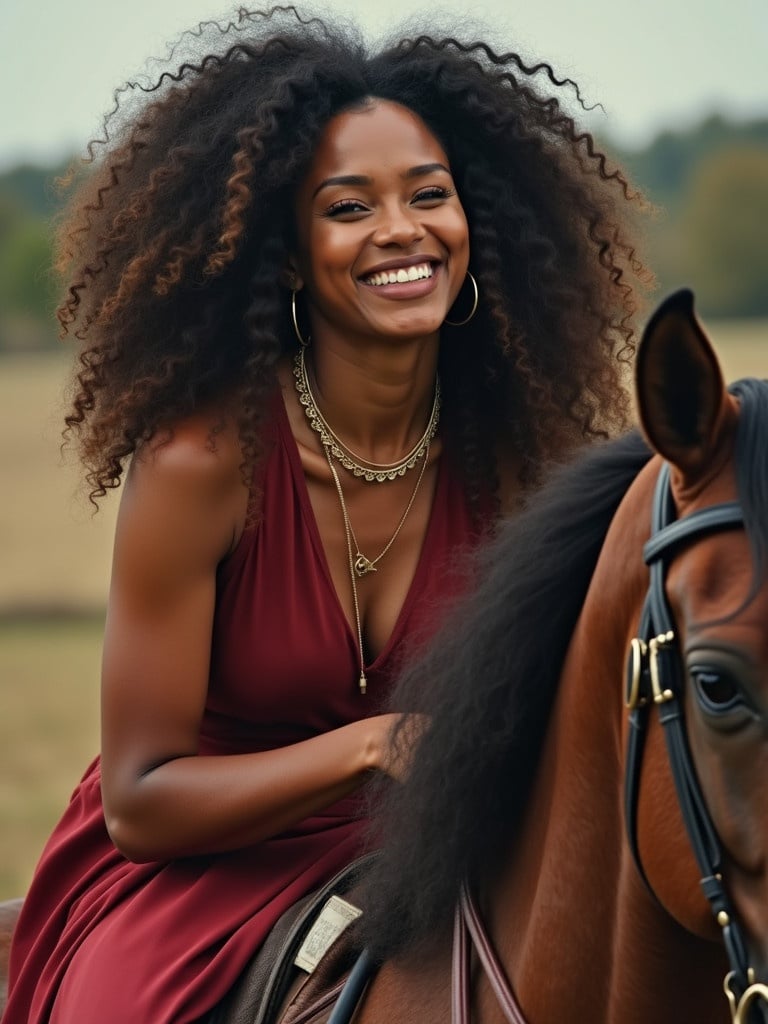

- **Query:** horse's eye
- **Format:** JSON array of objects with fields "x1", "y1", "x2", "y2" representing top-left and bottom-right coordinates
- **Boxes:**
[{"x1": 690, "y1": 666, "x2": 744, "y2": 713}]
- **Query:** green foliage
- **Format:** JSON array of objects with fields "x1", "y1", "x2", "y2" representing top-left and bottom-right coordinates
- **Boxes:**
[
  {"x1": 616, "y1": 115, "x2": 768, "y2": 209},
  {"x1": 610, "y1": 115, "x2": 768, "y2": 317},
  {"x1": 0, "y1": 163, "x2": 65, "y2": 350},
  {"x1": 0, "y1": 219, "x2": 56, "y2": 316},
  {"x1": 681, "y1": 149, "x2": 768, "y2": 317},
  {"x1": 0, "y1": 160, "x2": 71, "y2": 219}
]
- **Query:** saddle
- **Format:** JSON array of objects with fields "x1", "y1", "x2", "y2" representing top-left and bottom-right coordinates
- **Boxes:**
[{"x1": 208, "y1": 853, "x2": 377, "y2": 1024}]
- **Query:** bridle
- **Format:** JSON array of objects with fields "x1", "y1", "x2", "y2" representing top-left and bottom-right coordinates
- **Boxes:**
[
  {"x1": 625, "y1": 462, "x2": 768, "y2": 1024},
  {"x1": 329, "y1": 461, "x2": 768, "y2": 1024}
]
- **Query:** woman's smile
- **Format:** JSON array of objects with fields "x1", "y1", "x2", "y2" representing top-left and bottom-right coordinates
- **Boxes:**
[{"x1": 359, "y1": 256, "x2": 442, "y2": 300}]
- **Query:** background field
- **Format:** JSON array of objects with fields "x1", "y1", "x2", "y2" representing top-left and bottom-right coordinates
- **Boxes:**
[{"x1": 2, "y1": 321, "x2": 767, "y2": 899}]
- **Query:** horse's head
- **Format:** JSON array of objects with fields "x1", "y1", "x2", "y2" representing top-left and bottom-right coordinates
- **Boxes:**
[{"x1": 635, "y1": 289, "x2": 768, "y2": 1020}]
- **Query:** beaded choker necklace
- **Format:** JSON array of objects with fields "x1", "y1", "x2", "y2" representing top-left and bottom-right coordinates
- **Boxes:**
[{"x1": 292, "y1": 349, "x2": 440, "y2": 483}]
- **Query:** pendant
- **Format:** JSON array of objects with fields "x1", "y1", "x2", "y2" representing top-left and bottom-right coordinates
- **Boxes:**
[{"x1": 354, "y1": 554, "x2": 377, "y2": 577}]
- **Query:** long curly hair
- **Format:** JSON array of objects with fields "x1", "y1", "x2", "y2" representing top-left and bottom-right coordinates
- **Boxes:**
[{"x1": 55, "y1": 5, "x2": 651, "y2": 507}]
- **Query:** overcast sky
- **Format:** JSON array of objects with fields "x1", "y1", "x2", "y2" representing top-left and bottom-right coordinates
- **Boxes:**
[{"x1": 2, "y1": 0, "x2": 766, "y2": 168}]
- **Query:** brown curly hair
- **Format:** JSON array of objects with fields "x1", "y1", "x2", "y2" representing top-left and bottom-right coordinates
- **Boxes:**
[{"x1": 55, "y1": 5, "x2": 652, "y2": 508}]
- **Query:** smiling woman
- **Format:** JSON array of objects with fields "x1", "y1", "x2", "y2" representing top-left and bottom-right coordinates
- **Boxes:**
[
  {"x1": 291, "y1": 102, "x2": 470, "y2": 346},
  {"x1": 3, "y1": 6, "x2": 650, "y2": 1024}
]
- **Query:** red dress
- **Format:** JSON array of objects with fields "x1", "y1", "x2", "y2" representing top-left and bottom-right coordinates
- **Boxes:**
[{"x1": 6, "y1": 394, "x2": 481, "y2": 1024}]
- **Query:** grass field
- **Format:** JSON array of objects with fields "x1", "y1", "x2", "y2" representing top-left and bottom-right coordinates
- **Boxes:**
[
  {"x1": 1, "y1": 319, "x2": 767, "y2": 900},
  {"x1": 0, "y1": 618, "x2": 101, "y2": 897},
  {"x1": 0, "y1": 351, "x2": 119, "y2": 616}
]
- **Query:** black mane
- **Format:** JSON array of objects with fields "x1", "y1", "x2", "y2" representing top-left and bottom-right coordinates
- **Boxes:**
[
  {"x1": 363, "y1": 375, "x2": 768, "y2": 958},
  {"x1": 362, "y1": 430, "x2": 651, "y2": 955}
]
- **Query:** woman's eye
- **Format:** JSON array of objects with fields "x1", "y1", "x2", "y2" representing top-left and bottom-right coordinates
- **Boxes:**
[
  {"x1": 413, "y1": 187, "x2": 454, "y2": 204},
  {"x1": 325, "y1": 199, "x2": 368, "y2": 217},
  {"x1": 690, "y1": 667, "x2": 744, "y2": 713}
]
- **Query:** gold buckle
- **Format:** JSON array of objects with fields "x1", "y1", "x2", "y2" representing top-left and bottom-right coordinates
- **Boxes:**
[
  {"x1": 649, "y1": 631, "x2": 676, "y2": 704},
  {"x1": 625, "y1": 638, "x2": 648, "y2": 710}
]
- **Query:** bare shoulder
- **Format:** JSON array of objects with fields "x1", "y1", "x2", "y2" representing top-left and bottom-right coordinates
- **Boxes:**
[
  {"x1": 134, "y1": 408, "x2": 245, "y2": 487},
  {"x1": 122, "y1": 406, "x2": 252, "y2": 562}
]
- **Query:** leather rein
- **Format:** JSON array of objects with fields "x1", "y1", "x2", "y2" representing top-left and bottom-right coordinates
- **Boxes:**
[{"x1": 329, "y1": 462, "x2": 767, "y2": 1024}]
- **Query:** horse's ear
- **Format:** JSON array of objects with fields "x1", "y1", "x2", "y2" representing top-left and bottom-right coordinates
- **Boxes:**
[{"x1": 636, "y1": 289, "x2": 729, "y2": 480}]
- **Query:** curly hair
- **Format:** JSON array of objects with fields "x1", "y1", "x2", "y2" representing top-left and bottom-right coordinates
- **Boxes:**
[{"x1": 55, "y1": 5, "x2": 652, "y2": 507}]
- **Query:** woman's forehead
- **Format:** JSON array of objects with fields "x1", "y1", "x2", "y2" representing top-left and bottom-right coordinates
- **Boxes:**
[{"x1": 304, "y1": 100, "x2": 450, "y2": 183}]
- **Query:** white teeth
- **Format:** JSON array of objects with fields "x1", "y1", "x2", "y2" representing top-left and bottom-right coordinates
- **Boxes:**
[{"x1": 365, "y1": 263, "x2": 434, "y2": 286}]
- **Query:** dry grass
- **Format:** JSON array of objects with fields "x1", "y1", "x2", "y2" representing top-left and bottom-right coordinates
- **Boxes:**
[
  {"x1": 0, "y1": 352, "x2": 118, "y2": 615},
  {"x1": 0, "y1": 318, "x2": 766, "y2": 900},
  {"x1": 0, "y1": 618, "x2": 101, "y2": 899}
]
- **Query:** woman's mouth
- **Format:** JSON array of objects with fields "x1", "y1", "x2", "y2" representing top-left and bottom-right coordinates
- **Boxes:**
[{"x1": 362, "y1": 262, "x2": 434, "y2": 287}]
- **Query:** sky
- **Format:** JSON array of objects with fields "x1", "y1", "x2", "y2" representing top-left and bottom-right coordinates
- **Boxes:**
[{"x1": 1, "y1": 0, "x2": 767, "y2": 169}]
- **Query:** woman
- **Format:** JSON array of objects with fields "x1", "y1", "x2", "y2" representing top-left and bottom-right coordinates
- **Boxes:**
[{"x1": 4, "y1": 7, "x2": 649, "y2": 1023}]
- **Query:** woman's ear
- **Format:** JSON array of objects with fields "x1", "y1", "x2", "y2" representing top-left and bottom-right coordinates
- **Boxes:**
[{"x1": 281, "y1": 262, "x2": 304, "y2": 292}]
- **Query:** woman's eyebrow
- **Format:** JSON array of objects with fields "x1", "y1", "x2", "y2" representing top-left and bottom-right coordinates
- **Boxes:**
[
  {"x1": 404, "y1": 162, "x2": 451, "y2": 179},
  {"x1": 313, "y1": 174, "x2": 370, "y2": 198},
  {"x1": 312, "y1": 163, "x2": 451, "y2": 199}
]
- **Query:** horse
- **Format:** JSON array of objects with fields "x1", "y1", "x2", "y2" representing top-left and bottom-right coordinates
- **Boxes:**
[
  {"x1": 276, "y1": 287, "x2": 768, "y2": 1024},
  {"x1": 2, "y1": 290, "x2": 767, "y2": 1024}
]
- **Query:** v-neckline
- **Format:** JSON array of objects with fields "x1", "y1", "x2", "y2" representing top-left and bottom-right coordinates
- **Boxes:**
[{"x1": 275, "y1": 386, "x2": 445, "y2": 672}]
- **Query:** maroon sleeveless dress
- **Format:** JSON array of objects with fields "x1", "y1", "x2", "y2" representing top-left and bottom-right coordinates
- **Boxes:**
[{"x1": 6, "y1": 394, "x2": 481, "y2": 1024}]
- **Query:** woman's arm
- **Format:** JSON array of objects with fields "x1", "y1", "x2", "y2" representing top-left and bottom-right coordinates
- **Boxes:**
[{"x1": 100, "y1": 417, "x2": 398, "y2": 864}]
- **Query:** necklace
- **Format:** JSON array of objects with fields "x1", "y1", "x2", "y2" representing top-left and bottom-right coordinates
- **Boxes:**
[
  {"x1": 349, "y1": 436, "x2": 430, "y2": 577},
  {"x1": 293, "y1": 349, "x2": 440, "y2": 483},
  {"x1": 322, "y1": 441, "x2": 431, "y2": 693}
]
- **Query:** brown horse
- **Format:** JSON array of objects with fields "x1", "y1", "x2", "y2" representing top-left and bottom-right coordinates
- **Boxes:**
[
  {"x1": 2, "y1": 291, "x2": 767, "y2": 1024},
  {"x1": 305, "y1": 289, "x2": 768, "y2": 1024}
]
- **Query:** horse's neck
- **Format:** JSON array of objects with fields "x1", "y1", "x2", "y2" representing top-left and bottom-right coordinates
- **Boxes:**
[{"x1": 480, "y1": 462, "x2": 728, "y2": 1024}]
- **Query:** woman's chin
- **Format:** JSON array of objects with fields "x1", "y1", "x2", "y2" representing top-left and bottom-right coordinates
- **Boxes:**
[{"x1": 370, "y1": 311, "x2": 446, "y2": 342}]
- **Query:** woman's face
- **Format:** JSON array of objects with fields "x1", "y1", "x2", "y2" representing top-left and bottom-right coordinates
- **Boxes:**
[{"x1": 292, "y1": 99, "x2": 470, "y2": 347}]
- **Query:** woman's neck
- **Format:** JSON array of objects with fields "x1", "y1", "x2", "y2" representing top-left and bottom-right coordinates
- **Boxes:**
[{"x1": 306, "y1": 337, "x2": 440, "y2": 464}]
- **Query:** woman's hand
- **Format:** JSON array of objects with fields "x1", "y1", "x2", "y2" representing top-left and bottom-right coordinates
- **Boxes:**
[{"x1": 369, "y1": 713, "x2": 430, "y2": 784}]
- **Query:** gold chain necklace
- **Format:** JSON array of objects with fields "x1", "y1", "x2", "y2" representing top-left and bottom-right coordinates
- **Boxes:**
[
  {"x1": 293, "y1": 350, "x2": 440, "y2": 483},
  {"x1": 347, "y1": 439, "x2": 430, "y2": 577},
  {"x1": 322, "y1": 441, "x2": 430, "y2": 693}
]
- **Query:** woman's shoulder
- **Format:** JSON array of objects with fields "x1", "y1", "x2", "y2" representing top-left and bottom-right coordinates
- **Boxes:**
[
  {"x1": 135, "y1": 407, "x2": 244, "y2": 487},
  {"x1": 123, "y1": 404, "x2": 255, "y2": 559}
]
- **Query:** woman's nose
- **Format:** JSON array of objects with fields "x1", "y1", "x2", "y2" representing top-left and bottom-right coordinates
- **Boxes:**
[{"x1": 372, "y1": 203, "x2": 425, "y2": 246}]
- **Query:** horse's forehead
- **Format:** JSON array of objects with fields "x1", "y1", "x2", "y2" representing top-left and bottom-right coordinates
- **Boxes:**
[
  {"x1": 668, "y1": 531, "x2": 755, "y2": 612},
  {"x1": 666, "y1": 532, "x2": 768, "y2": 659}
]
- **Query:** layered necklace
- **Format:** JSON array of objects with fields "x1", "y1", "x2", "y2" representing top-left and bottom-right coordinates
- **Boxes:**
[
  {"x1": 292, "y1": 349, "x2": 440, "y2": 693},
  {"x1": 294, "y1": 348, "x2": 440, "y2": 482}
]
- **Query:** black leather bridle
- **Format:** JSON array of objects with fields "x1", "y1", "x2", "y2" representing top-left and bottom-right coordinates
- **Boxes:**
[{"x1": 624, "y1": 462, "x2": 768, "y2": 1024}]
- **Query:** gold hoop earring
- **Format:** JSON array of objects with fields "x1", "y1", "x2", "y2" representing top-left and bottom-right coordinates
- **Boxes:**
[
  {"x1": 444, "y1": 271, "x2": 479, "y2": 327},
  {"x1": 291, "y1": 288, "x2": 310, "y2": 348}
]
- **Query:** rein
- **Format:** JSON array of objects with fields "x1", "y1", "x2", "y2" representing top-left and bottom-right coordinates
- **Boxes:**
[{"x1": 624, "y1": 462, "x2": 766, "y2": 1024}]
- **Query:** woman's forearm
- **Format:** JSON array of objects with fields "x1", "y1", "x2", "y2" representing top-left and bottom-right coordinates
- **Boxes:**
[{"x1": 103, "y1": 714, "x2": 397, "y2": 862}]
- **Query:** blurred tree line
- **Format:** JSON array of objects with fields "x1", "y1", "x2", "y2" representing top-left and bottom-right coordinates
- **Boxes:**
[
  {"x1": 0, "y1": 113, "x2": 766, "y2": 351},
  {"x1": 609, "y1": 115, "x2": 768, "y2": 319}
]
